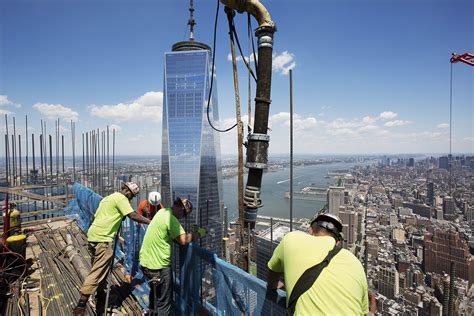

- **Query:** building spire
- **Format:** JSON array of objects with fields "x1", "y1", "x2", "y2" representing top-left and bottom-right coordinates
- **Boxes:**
[{"x1": 187, "y1": 0, "x2": 196, "y2": 41}]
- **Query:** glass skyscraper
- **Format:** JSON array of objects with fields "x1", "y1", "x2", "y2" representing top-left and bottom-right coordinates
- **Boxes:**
[{"x1": 161, "y1": 41, "x2": 224, "y2": 255}]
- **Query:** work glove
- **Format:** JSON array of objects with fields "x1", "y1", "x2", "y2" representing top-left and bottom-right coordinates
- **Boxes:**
[{"x1": 191, "y1": 225, "x2": 207, "y2": 238}]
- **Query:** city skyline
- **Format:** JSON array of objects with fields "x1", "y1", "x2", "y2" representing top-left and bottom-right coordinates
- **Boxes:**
[{"x1": 0, "y1": 0, "x2": 472, "y2": 157}]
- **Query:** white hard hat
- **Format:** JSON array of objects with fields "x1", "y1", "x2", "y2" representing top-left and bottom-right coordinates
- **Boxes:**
[{"x1": 148, "y1": 191, "x2": 162, "y2": 206}]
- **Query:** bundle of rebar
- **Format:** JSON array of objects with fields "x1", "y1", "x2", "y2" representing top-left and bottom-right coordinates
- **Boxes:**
[{"x1": 34, "y1": 223, "x2": 142, "y2": 315}]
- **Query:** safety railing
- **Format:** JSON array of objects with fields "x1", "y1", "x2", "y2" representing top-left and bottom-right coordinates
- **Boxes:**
[{"x1": 65, "y1": 183, "x2": 287, "y2": 315}]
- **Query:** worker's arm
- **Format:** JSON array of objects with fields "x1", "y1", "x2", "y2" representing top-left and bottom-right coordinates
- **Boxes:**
[
  {"x1": 267, "y1": 236, "x2": 285, "y2": 290},
  {"x1": 267, "y1": 269, "x2": 284, "y2": 290},
  {"x1": 174, "y1": 232, "x2": 193, "y2": 246},
  {"x1": 127, "y1": 211, "x2": 151, "y2": 225}
]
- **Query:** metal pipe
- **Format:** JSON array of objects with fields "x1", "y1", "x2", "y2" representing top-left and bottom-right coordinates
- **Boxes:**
[
  {"x1": 223, "y1": 0, "x2": 276, "y2": 229},
  {"x1": 289, "y1": 69, "x2": 293, "y2": 231}
]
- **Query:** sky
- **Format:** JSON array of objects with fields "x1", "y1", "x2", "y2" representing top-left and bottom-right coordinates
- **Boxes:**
[{"x1": 0, "y1": 0, "x2": 472, "y2": 157}]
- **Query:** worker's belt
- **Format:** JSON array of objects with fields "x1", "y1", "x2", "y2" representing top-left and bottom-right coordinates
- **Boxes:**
[{"x1": 141, "y1": 266, "x2": 163, "y2": 283}]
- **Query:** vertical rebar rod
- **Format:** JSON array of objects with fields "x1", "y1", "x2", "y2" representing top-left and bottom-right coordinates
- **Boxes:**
[
  {"x1": 43, "y1": 121, "x2": 47, "y2": 179},
  {"x1": 86, "y1": 132, "x2": 89, "y2": 180},
  {"x1": 40, "y1": 135, "x2": 44, "y2": 182},
  {"x1": 25, "y1": 115, "x2": 28, "y2": 183},
  {"x1": 18, "y1": 134, "x2": 22, "y2": 185},
  {"x1": 5, "y1": 134, "x2": 9, "y2": 186},
  {"x1": 289, "y1": 69, "x2": 294, "y2": 232},
  {"x1": 11, "y1": 135, "x2": 15, "y2": 186},
  {"x1": 62, "y1": 135, "x2": 65, "y2": 175},
  {"x1": 32, "y1": 134, "x2": 35, "y2": 181},
  {"x1": 5, "y1": 115, "x2": 10, "y2": 185},
  {"x1": 13, "y1": 117, "x2": 17, "y2": 186},
  {"x1": 49, "y1": 134, "x2": 53, "y2": 182},
  {"x1": 56, "y1": 119, "x2": 59, "y2": 182},
  {"x1": 71, "y1": 121, "x2": 76, "y2": 182}
]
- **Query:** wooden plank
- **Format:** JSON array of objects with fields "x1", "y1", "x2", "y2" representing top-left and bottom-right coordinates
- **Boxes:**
[
  {"x1": 8, "y1": 183, "x2": 67, "y2": 190},
  {"x1": 0, "y1": 194, "x2": 74, "y2": 206},
  {"x1": 0, "y1": 187, "x2": 67, "y2": 206}
]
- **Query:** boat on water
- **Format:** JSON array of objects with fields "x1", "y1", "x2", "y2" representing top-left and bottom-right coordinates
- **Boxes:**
[{"x1": 284, "y1": 186, "x2": 328, "y2": 201}]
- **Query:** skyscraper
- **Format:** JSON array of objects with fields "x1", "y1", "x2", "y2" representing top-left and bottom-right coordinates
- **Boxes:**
[
  {"x1": 161, "y1": 2, "x2": 223, "y2": 255},
  {"x1": 328, "y1": 186, "x2": 345, "y2": 216}
]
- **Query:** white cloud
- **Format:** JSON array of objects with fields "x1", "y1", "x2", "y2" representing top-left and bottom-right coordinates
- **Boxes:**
[
  {"x1": 0, "y1": 95, "x2": 11, "y2": 106},
  {"x1": 378, "y1": 111, "x2": 398, "y2": 120},
  {"x1": 0, "y1": 109, "x2": 13, "y2": 116},
  {"x1": 227, "y1": 53, "x2": 257, "y2": 64},
  {"x1": 0, "y1": 95, "x2": 20, "y2": 108},
  {"x1": 362, "y1": 116, "x2": 376, "y2": 124},
  {"x1": 437, "y1": 123, "x2": 449, "y2": 129},
  {"x1": 384, "y1": 120, "x2": 412, "y2": 127},
  {"x1": 272, "y1": 51, "x2": 296, "y2": 75},
  {"x1": 33, "y1": 103, "x2": 79, "y2": 121},
  {"x1": 89, "y1": 91, "x2": 163, "y2": 122}
]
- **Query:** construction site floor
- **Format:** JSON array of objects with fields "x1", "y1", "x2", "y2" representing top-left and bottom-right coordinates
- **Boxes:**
[{"x1": 1, "y1": 218, "x2": 144, "y2": 315}]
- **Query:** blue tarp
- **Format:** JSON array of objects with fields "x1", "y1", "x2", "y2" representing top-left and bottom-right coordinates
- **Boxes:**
[{"x1": 65, "y1": 183, "x2": 287, "y2": 315}]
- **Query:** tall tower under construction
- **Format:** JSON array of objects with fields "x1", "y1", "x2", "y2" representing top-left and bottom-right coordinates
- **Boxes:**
[{"x1": 160, "y1": 0, "x2": 224, "y2": 255}]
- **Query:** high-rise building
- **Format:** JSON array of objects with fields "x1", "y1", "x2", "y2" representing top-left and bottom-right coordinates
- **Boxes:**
[
  {"x1": 439, "y1": 156, "x2": 449, "y2": 170},
  {"x1": 407, "y1": 157, "x2": 415, "y2": 167},
  {"x1": 328, "y1": 186, "x2": 345, "y2": 216},
  {"x1": 378, "y1": 265, "x2": 400, "y2": 299},
  {"x1": 256, "y1": 223, "x2": 291, "y2": 280},
  {"x1": 161, "y1": 3, "x2": 224, "y2": 255},
  {"x1": 427, "y1": 182, "x2": 434, "y2": 206},
  {"x1": 442, "y1": 196, "x2": 455, "y2": 217},
  {"x1": 339, "y1": 210, "x2": 358, "y2": 245},
  {"x1": 424, "y1": 229, "x2": 474, "y2": 286}
]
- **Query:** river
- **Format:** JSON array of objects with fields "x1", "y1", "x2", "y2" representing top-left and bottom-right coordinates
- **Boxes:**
[{"x1": 222, "y1": 161, "x2": 362, "y2": 222}]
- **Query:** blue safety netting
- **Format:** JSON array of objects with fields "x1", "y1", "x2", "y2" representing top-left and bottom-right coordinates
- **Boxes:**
[{"x1": 65, "y1": 183, "x2": 287, "y2": 315}]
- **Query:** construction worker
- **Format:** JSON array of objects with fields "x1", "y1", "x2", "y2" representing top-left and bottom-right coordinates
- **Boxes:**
[
  {"x1": 139, "y1": 197, "x2": 205, "y2": 315},
  {"x1": 72, "y1": 182, "x2": 151, "y2": 316},
  {"x1": 137, "y1": 191, "x2": 164, "y2": 220},
  {"x1": 267, "y1": 213, "x2": 368, "y2": 315}
]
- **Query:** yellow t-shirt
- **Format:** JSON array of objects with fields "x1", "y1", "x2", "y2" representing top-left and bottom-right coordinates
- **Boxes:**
[
  {"x1": 87, "y1": 192, "x2": 134, "y2": 242},
  {"x1": 139, "y1": 208, "x2": 185, "y2": 269},
  {"x1": 268, "y1": 232, "x2": 369, "y2": 315}
]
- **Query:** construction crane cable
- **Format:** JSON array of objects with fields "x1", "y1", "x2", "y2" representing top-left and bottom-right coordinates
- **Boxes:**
[
  {"x1": 231, "y1": 18, "x2": 257, "y2": 82},
  {"x1": 249, "y1": 13, "x2": 258, "y2": 70},
  {"x1": 206, "y1": 0, "x2": 238, "y2": 133}
]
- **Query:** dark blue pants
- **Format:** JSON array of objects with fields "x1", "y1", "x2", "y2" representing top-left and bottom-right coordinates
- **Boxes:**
[{"x1": 142, "y1": 266, "x2": 172, "y2": 316}]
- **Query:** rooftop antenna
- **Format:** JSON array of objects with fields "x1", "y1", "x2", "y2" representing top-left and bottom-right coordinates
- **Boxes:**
[{"x1": 188, "y1": 0, "x2": 196, "y2": 41}]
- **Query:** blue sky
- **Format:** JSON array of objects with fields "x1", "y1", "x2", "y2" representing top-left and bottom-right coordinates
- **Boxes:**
[{"x1": 0, "y1": 0, "x2": 472, "y2": 156}]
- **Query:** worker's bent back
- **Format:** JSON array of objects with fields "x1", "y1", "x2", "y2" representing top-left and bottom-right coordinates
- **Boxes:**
[{"x1": 268, "y1": 232, "x2": 369, "y2": 315}]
